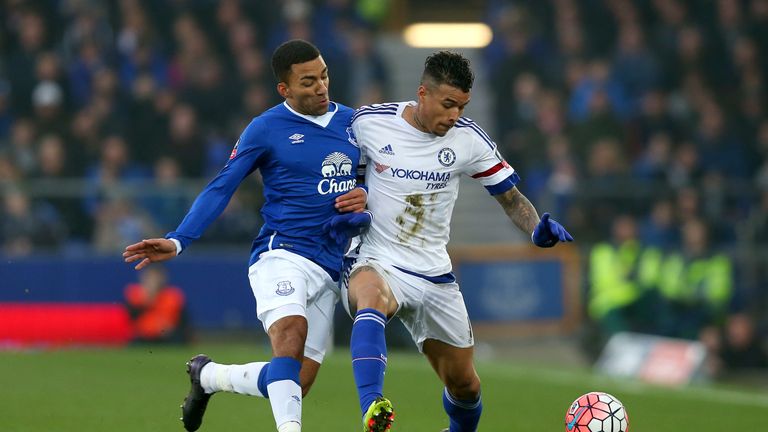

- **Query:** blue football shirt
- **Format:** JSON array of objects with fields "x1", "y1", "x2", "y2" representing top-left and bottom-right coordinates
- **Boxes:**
[{"x1": 167, "y1": 102, "x2": 360, "y2": 279}]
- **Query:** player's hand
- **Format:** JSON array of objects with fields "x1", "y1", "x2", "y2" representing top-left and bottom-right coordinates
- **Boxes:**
[
  {"x1": 335, "y1": 186, "x2": 367, "y2": 213},
  {"x1": 531, "y1": 212, "x2": 573, "y2": 248},
  {"x1": 323, "y1": 211, "x2": 373, "y2": 244},
  {"x1": 123, "y1": 238, "x2": 177, "y2": 270}
]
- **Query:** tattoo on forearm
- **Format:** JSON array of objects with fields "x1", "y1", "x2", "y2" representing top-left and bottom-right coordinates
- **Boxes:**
[{"x1": 496, "y1": 188, "x2": 539, "y2": 235}]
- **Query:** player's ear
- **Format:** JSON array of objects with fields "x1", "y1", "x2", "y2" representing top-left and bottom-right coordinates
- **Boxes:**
[
  {"x1": 277, "y1": 82, "x2": 290, "y2": 98},
  {"x1": 417, "y1": 85, "x2": 427, "y2": 101}
]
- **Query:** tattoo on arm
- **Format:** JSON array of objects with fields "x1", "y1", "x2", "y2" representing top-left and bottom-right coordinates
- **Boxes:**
[{"x1": 494, "y1": 187, "x2": 540, "y2": 235}]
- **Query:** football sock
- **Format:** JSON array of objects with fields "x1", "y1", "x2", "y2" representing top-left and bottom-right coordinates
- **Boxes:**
[
  {"x1": 266, "y1": 356, "x2": 302, "y2": 429},
  {"x1": 276, "y1": 420, "x2": 301, "y2": 432},
  {"x1": 443, "y1": 388, "x2": 482, "y2": 432},
  {"x1": 351, "y1": 308, "x2": 388, "y2": 415},
  {"x1": 199, "y1": 361, "x2": 270, "y2": 397}
]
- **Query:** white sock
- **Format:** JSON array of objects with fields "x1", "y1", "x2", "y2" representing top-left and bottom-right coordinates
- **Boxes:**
[
  {"x1": 267, "y1": 379, "x2": 302, "y2": 429},
  {"x1": 277, "y1": 420, "x2": 301, "y2": 432},
  {"x1": 199, "y1": 362, "x2": 269, "y2": 396},
  {"x1": 200, "y1": 362, "x2": 226, "y2": 394},
  {"x1": 229, "y1": 362, "x2": 268, "y2": 396}
]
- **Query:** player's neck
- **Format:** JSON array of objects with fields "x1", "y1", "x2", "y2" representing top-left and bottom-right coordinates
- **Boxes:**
[{"x1": 404, "y1": 104, "x2": 430, "y2": 134}]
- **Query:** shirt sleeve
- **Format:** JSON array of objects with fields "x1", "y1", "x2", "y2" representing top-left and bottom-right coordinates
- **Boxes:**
[
  {"x1": 165, "y1": 119, "x2": 268, "y2": 251},
  {"x1": 462, "y1": 120, "x2": 519, "y2": 195},
  {"x1": 351, "y1": 116, "x2": 368, "y2": 177}
]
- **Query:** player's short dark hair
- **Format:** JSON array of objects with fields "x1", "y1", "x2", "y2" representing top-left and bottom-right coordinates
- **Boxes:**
[
  {"x1": 421, "y1": 51, "x2": 474, "y2": 93},
  {"x1": 271, "y1": 39, "x2": 321, "y2": 83}
]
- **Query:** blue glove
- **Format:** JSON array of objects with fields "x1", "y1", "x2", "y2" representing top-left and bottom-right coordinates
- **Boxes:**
[
  {"x1": 532, "y1": 212, "x2": 573, "y2": 248},
  {"x1": 323, "y1": 211, "x2": 373, "y2": 245}
]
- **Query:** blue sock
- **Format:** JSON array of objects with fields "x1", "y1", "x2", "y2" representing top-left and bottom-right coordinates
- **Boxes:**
[
  {"x1": 351, "y1": 308, "x2": 388, "y2": 415},
  {"x1": 257, "y1": 363, "x2": 270, "y2": 398},
  {"x1": 265, "y1": 356, "x2": 300, "y2": 387},
  {"x1": 443, "y1": 388, "x2": 482, "y2": 432}
]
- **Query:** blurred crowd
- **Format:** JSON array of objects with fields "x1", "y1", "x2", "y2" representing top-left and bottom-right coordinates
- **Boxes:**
[
  {"x1": 0, "y1": 0, "x2": 388, "y2": 254},
  {"x1": 1, "y1": 0, "x2": 768, "y2": 368},
  {"x1": 483, "y1": 0, "x2": 768, "y2": 371}
]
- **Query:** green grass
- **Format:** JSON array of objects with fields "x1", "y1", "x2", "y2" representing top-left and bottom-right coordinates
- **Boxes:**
[{"x1": 1, "y1": 344, "x2": 765, "y2": 431}]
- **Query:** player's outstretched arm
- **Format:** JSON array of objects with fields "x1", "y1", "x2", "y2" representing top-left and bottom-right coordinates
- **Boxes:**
[
  {"x1": 334, "y1": 186, "x2": 367, "y2": 213},
  {"x1": 123, "y1": 238, "x2": 177, "y2": 270},
  {"x1": 493, "y1": 187, "x2": 573, "y2": 247},
  {"x1": 494, "y1": 187, "x2": 540, "y2": 234}
]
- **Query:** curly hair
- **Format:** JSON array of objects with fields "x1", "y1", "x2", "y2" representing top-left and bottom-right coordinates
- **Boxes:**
[
  {"x1": 421, "y1": 51, "x2": 474, "y2": 93},
  {"x1": 271, "y1": 39, "x2": 321, "y2": 83}
]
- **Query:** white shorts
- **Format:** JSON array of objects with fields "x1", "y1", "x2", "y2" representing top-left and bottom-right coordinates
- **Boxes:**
[
  {"x1": 248, "y1": 249, "x2": 339, "y2": 363},
  {"x1": 341, "y1": 257, "x2": 473, "y2": 352}
]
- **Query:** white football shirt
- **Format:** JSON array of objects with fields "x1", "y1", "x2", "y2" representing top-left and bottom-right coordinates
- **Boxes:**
[{"x1": 351, "y1": 101, "x2": 519, "y2": 276}]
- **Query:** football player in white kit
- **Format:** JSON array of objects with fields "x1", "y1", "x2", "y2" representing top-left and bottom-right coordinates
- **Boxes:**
[{"x1": 329, "y1": 51, "x2": 573, "y2": 432}]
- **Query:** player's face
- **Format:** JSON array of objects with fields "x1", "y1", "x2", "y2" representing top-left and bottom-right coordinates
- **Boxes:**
[
  {"x1": 416, "y1": 83, "x2": 470, "y2": 137},
  {"x1": 280, "y1": 56, "x2": 330, "y2": 116}
]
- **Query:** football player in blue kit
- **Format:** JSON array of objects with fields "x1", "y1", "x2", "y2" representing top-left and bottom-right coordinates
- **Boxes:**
[{"x1": 123, "y1": 40, "x2": 368, "y2": 432}]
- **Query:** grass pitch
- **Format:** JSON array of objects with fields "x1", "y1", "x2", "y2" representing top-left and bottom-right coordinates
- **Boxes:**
[{"x1": 1, "y1": 343, "x2": 765, "y2": 431}]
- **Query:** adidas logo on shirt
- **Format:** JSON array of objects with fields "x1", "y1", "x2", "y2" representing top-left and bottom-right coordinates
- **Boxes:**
[{"x1": 378, "y1": 144, "x2": 395, "y2": 155}]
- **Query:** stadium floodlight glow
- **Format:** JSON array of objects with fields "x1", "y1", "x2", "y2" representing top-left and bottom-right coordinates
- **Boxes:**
[{"x1": 403, "y1": 23, "x2": 493, "y2": 48}]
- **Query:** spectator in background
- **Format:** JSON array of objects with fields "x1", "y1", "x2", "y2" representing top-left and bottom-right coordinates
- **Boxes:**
[
  {"x1": 0, "y1": 188, "x2": 65, "y2": 255},
  {"x1": 163, "y1": 103, "x2": 205, "y2": 177},
  {"x1": 35, "y1": 51, "x2": 70, "y2": 112},
  {"x1": 5, "y1": 117, "x2": 37, "y2": 177},
  {"x1": 612, "y1": 23, "x2": 661, "y2": 112},
  {"x1": 142, "y1": 156, "x2": 189, "y2": 232},
  {"x1": 632, "y1": 132, "x2": 673, "y2": 183},
  {"x1": 700, "y1": 313, "x2": 768, "y2": 376},
  {"x1": 31, "y1": 80, "x2": 68, "y2": 137},
  {"x1": 586, "y1": 214, "x2": 662, "y2": 355},
  {"x1": 656, "y1": 218, "x2": 735, "y2": 340},
  {"x1": 635, "y1": 89, "x2": 678, "y2": 144},
  {"x1": 579, "y1": 138, "x2": 633, "y2": 241},
  {"x1": 83, "y1": 134, "x2": 148, "y2": 218},
  {"x1": 124, "y1": 265, "x2": 189, "y2": 344},
  {"x1": 32, "y1": 133, "x2": 92, "y2": 241},
  {"x1": 638, "y1": 198, "x2": 678, "y2": 250},
  {"x1": 0, "y1": 80, "x2": 13, "y2": 139},
  {"x1": 345, "y1": 24, "x2": 388, "y2": 107},
  {"x1": 569, "y1": 59, "x2": 631, "y2": 124},
  {"x1": 93, "y1": 194, "x2": 157, "y2": 254},
  {"x1": 6, "y1": 9, "x2": 49, "y2": 117},
  {"x1": 694, "y1": 101, "x2": 751, "y2": 180}
]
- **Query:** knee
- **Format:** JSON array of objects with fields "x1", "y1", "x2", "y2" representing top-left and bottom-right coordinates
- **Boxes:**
[
  {"x1": 446, "y1": 373, "x2": 481, "y2": 400},
  {"x1": 349, "y1": 268, "x2": 392, "y2": 314},
  {"x1": 270, "y1": 321, "x2": 307, "y2": 346},
  {"x1": 268, "y1": 316, "x2": 307, "y2": 358},
  {"x1": 355, "y1": 282, "x2": 390, "y2": 309}
]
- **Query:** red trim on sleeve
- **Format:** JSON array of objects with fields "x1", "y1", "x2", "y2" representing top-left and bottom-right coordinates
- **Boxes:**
[{"x1": 471, "y1": 162, "x2": 504, "y2": 179}]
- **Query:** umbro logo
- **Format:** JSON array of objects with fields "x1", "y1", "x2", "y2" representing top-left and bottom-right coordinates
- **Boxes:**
[
  {"x1": 289, "y1": 133, "x2": 304, "y2": 144},
  {"x1": 378, "y1": 144, "x2": 395, "y2": 155}
]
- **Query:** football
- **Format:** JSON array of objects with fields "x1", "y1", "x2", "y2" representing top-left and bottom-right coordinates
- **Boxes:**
[{"x1": 564, "y1": 391, "x2": 629, "y2": 432}]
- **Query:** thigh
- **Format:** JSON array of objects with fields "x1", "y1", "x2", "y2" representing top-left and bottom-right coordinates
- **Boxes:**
[
  {"x1": 249, "y1": 253, "x2": 310, "y2": 331},
  {"x1": 398, "y1": 279, "x2": 474, "y2": 352},
  {"x1": 303, "y1": 283, "x2": 339, "y2": 364}
]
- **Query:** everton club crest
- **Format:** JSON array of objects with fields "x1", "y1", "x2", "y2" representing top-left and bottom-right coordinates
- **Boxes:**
[{"x1": 276, "y1": 280, "x2": 295, "y2": 296}]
